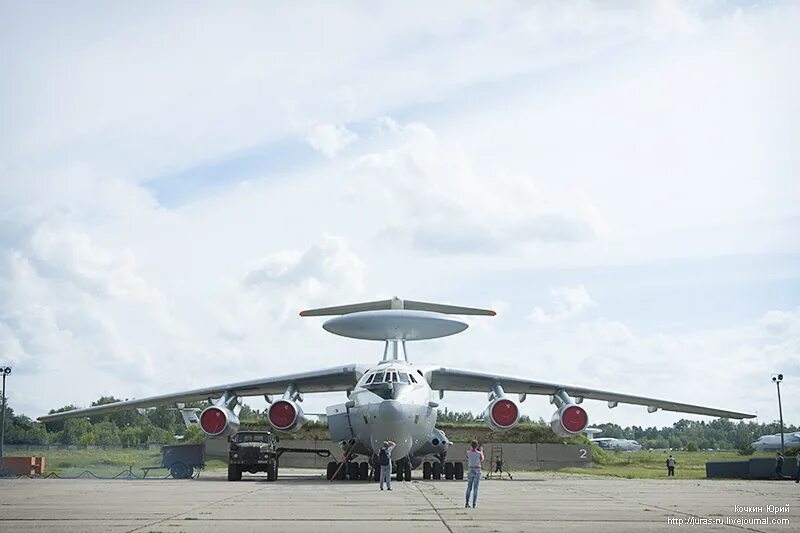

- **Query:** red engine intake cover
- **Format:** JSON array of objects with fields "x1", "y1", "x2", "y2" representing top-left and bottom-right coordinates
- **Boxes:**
[
  {"x1": 490, "y1": 398, "x2": 519, "y2": 428},
  {"x1": 199, "y1": 407, "x2": 227, "y2": 436},
  {"x1": 561, "y1": 405, "x2": 589, "y2": 433},
  {"x1": 268, "y1": 400, "x2": 298, "y2": 430}
]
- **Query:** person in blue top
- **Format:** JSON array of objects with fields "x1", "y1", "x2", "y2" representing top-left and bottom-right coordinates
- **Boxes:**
[
  {"x1": 378, "y1": 440, "x2": 396, "y2": 491},
  {"x1": 465, "y1": 440, "x2": 484, "y2": 508}
]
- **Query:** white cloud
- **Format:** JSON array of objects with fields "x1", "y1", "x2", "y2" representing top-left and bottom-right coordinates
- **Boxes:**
[
  {"x1": 305, "y1": 124, "x2": 358, "y2": 157},
  {"x1": 528, "y1": 285, "x2": 597, "y2": 323},
  {"x1": 346, "y1": 119, "x2": 605, "y2": 253}
]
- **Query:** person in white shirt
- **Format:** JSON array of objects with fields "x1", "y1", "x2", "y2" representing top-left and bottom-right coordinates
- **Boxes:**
[
  {"x1": 378, "y1": 440, "x2": 396, "y2": 490},
  {"x1": 465, "y1": 440, "x2": 484, "y2": 508}
]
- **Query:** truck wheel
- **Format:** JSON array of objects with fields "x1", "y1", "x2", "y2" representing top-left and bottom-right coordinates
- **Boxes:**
[
  {"x1": 326, "y1": 461, "x2": 337, "y2": 480},
  {"x1": 404, "y1": 461, "x2": 411, "y2": 481},
  {"x1": 432, "y1": 461, "x2": 442, "y2": 480},
  {"x1": 422, "y1": 461, "x2": 432, "y2": 480},
  {"x1": 228, "y1": 463, "x2": 242, "y2": 481},
  {"x1": 170, "y1": 462, "x2": 192, "y2": 480},
  {"x1": 359, "y1": 462, "x2": 369, "y2": 481},
  {"x1": 454, "y1": 462, "x2": 464, "y2": 480},
  {"x1": 444, "y1": 462, "x2": 454, "y2": 480},
  {"x1": 267, "y1": 462, "x2": 278, "y2": 482}
]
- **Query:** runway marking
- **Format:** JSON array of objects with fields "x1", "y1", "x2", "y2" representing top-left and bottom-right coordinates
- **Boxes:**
[{"x1": 411, "y1": 480, "x2": 465, "y2": 533}]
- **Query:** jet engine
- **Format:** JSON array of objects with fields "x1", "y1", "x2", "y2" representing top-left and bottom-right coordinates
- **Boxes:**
[
  {"x1": 549, "y1": 403, "x2": 589, "y2": 437},
  {"x1": 199, "y1": 405, "x2": 240, "y2": 438},
  {"x1": 483, "y1": 396, "x2": 521, "y2": 431},
  {"x1": 268, "y1": 399, "x2": 306, "y2": 432}
]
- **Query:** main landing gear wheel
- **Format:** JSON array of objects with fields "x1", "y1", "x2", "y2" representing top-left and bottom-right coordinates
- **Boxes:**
[
  {"x1": 227, "y1": 463, "x2": 241, "y2": 481},
  {"x1": 454, "y1": 461, "x2": 464, "y2": 480},
  {"x1": 404, "y1": 461, "x2": 412, "y2": 481},
  {"x1": 444, "y1": 461, "x2": 454, "y2": 480},
  {"x1": 336, "y1": 462, "x2": 347, "y2": 480},
  {"x1": 396, "y1": 463, "x2": 404, "y2": 482},
  {"x1": 326, "y1": 461, "x2": 337, "y2": 480},
  {"x1": 359, "y1": 462, "x2": 369, "y2": 481},
  {"x1": 432, "y1": 461, "x2": 442, "y2": 480},
  {"x1": 422, "y1": 461, "x2": 432, "y2": 480},
  {"x1": 348, "y1": 461, "x2": 360, "y2": 480}
]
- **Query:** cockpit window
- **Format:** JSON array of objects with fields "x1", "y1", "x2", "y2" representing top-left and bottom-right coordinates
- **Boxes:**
[
  {"x1": 365, "y1": 373, "x2": 375, "y2": 384},
  {"x1": 372, "y1": 371, "x2": 384, "y2": 384},
  {"x1": 409, "y1": 373, "x2": 417, "y2": 384},
  {"x1": 399, "y1": 372, "x2": 410, "y2": 384},
  {"x1": 390, "y1": 371, "x2": 399, "y2": 382}
]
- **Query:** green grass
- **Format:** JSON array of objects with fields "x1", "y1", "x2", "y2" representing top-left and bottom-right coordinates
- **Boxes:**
[
  {"x1": 4, "y1": 448, "x2": 233, "y2": 477},
  {"x1": 558, "y1": 448, "x2": 777, "y2": 479}
]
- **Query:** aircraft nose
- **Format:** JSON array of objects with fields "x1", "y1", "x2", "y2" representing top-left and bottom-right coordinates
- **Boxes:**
[{"x1": 378, "y1": 400, "x2": 403, "y2": 422}]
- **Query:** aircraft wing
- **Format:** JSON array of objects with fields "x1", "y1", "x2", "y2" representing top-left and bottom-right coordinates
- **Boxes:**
[
  {"x1": 37, "y1": 364, "x2": 366, "y2": 422},
  {"x1": 426, "y1": 367, "x2": 755, "y2": 419}
]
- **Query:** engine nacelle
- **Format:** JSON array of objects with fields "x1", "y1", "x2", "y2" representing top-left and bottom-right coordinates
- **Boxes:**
[
  {"x1": 199, "y1": 405, "x2": 240, "y2": 438},
  {"x1": 483, "y1": 397, "x2": 521, "y2": 431},
  {"x1": 268, "y1": 399, "x2": 306, "y2": 432},
  {"x1": 550, "y1": 404, "x2": 589, "y2": 437}
]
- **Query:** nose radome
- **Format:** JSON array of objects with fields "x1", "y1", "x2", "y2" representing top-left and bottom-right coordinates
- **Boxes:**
[{"x1": 378, "y1": 400, "x2": 403, "y2": 421}]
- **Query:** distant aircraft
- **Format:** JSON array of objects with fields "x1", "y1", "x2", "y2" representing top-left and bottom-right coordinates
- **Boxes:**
[
  {"x1": 39, "y1": 297, "x2": 755, "y2": 481},
  {"x1": 751, "y1": 432, "x2": 800, "y2": 451},
  {"x1": 592, "y1": 437, "x2": 644, "y2": 451},
  {"x1": 585, "y1": 428, "x2": 643, "y2": 451}
]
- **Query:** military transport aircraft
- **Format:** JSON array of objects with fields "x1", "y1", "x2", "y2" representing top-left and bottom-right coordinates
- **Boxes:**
[{"x1": 39, "y1": 297, "x2": 755, "y2": 481}]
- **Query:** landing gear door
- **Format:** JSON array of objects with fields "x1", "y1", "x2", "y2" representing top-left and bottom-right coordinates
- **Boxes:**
[{"x1": 326, "y1": 404, "x2": 353, "y2": 442}]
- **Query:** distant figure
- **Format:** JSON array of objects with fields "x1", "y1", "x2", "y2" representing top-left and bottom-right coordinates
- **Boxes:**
[
  {"x1": 378, "y1": 440, "x2": 396, "y2": 491},
  {"x1": 666, "y1": 455, "x2": 676, "y2": 477},
  {"x1": 465, "y1": 440, "x2": 484, "y2": 508},
  {"x1": 775, "y1": 452, "x2": 784, "y2": 479},
  {"x1": 795, "y1": 451, "x2": 799, "y2": 483}
]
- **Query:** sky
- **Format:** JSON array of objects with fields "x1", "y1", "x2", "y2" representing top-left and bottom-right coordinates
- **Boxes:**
[{"x1": 1, "y1": 0, "x2": 798, "y2": 430}]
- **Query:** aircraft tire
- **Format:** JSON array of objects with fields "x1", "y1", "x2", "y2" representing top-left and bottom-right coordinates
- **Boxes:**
[
  {"x1": 444, "y1": 461, "x2": 454, "y2": 480},
  {"x1": 432, "y1": 461, "x2": 442, "y2": 480},
  {"x1": 422, "y1": 461, "x2": 432, "y2": 480},
  {"x1": 454, "y1": 461, "x2": 464, "y2": 480},
  {"x1": 404, "y1": 461, "x2": 411, "y2": 481},
  {"x1": 227, "y1": 463, "x2": 242, "y2": 482},
  {"x1": 348, "y1": 461, "x2": 360, "y2": 480},
  {"x1": 359, "y1": 462, "x2": 369, "y2": 481},
  {"x1": 395, "y1": 463, "x2": 404, "y2": 482},
  {"x1": 326, "y1": 461, "x2": 337, "y2": 480},
  {"x1": 336, "y1": 462, "x2": 347, "y2": 480}
]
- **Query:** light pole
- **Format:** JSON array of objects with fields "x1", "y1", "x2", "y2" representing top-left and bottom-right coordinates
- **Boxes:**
[
  {"x1": 0, "y1": 366, "x2": 10, "y2": 462},
  {"x1": 772, "y1": 373, "x2": 784, "y2": 454}
]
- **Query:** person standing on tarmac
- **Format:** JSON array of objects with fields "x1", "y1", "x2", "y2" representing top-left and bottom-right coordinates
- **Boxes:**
[
  {"x1": 775, "y1": 452, "x2": 784, "y2": 479},
  {"x1": 465, "y1": 440, "x2": 484, "y2": 508},
  {"x1": 378, "y1": 440, "x2": 396, "y2": 491},
  {"x1": 666, "y1": 455, "x2": 676, "y2": 477}
]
